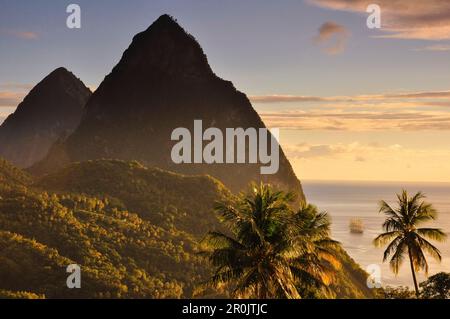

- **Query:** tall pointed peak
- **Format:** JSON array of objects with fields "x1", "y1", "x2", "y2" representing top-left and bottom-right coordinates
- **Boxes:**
[
  {"x1": 37, "y1": 67, "x2": 86, "y2": 88},
  {"x1": 48, "y1": 66, "x2": 70, "y2": 75},
  {"x1": 150, "y1": 14, "x2": 183, "y2": 29},
  {"x1": 137, "y1": 14, "x2": 192, "y2": 41},
  {"x1": 0, "y1": 68, "x2": 91, "y2": 168},
  {"x1": 32, "y1": 15, "x2": 304, "y2": 200},
  {"x1": 109, "y1": 14, "x2": 213, "y2": 78},
  {"x1": 13, "y1": 67, "x2": 90, "y2": 115}
]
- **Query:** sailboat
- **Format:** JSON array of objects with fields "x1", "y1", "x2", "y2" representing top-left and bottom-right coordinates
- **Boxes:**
[{"x1": 349, "y1": 218, "x2": 364, "y2": 234}]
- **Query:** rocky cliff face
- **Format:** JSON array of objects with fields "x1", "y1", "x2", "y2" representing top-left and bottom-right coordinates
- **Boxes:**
[
  {"x1": 0, "y1": 68, "x2": 91, "y2": 168},
  {"x1": 33, "y1": 15, "x2": 303, "y2": 198}
]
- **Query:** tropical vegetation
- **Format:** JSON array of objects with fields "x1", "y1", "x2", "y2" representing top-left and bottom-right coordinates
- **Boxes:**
[
  {"x1": 374, "y1": 190, "x2": 447, "y2": 297},
  {"x1": 201, "y1": 183, "x2": 344, "y2": 298},
  {"x1": 0, "y1": 158, "x2": 377, "y2": 298}
]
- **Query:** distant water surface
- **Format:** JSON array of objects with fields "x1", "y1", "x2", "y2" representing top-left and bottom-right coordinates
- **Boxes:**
[{"x1": 302, "y1": 180, "x2": 450, "y2": 288}]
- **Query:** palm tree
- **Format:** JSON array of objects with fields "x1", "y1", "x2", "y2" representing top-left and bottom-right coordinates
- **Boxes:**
[
  {"x1": 290, "y1": 202, "x2": 341, "y2": 298},
  {"x1": 373, "y1": 190, "x2": 447, "y2": 297},
  {"x1": 201, "y1": 183, "x2": 340, "y2": 298}
]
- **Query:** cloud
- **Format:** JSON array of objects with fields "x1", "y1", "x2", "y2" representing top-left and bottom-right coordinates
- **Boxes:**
[
  {"x1": 260, "y1": 109, "x2": 450, "y2": 131},
  {"x1": 413, "y1": 44, "x2": 450, "y2": 52},
  {"x1": 314, "y1": 21, "x2": 350, "y2": 54},
  {"x1": 13, "y1": 31, "x2": 38, "y2": 40},
  {"x1": 250, "y1": 95, "x2": 330, "y2": 103},
  {"x1": 0, "y1": 82, "x2": 33, "y2": 91},
  {"x1": 287, "y1": 143, "x2": 340, "y2": 158},
  {"x1": 250, "y1": 90, "x2": 450, "y2": 104},
  {"x1": 422, "y1": 101, "x2": 450, "y2": 107},
  {"x1": 0, "y1": 82, "x2": 31, "y2": 108},
  {"x1": 307, "y1": 0, "x2": 450, "y2": 40},
  {"x1": 0, "y1": 91, "x2": 25, "y2": 108},
  {"x1": 284, "y1": 140, "x2": 450, "y2": 182},
  {"x1": 284, "y1": 141, "x2": 404, "y2": 160},
  {"x1": 262, "y1": 111, "x2": 431, "y2": 120},
  {"x1": 386, "y1": 91, "x2": 450, "y2": 99},
  {"x1": 285, "y1": 143, "x2": 344, "y2": 159},
  {"x1": 1, "y1": 29, "x2": 39, "y2": 40},
  {"x1": 252, "y1": 88, "x2": 450, "y2": 131}
]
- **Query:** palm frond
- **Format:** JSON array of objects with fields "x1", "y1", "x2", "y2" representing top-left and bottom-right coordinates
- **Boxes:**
[
  {"x1": 201, "y1": 183, "x2": 342, "y2": 299},
  {"x1": 409, "y1": 241, "x2": 429, "y2": 274},
  {"x1": 201, "y1": 231, "x2": 245, "y2": 250},
  {"x1": 373, "y1": 231, "x2": 401, "y2": 247},
  {"x1": 416, "y1": 228, "x2": 447, "y2": 242},
  {"x1": 414, "y1": 234, "x2": 442, "y2": 262},
  {"x1": 389, "y1": 240, "x2": 407, "y2": 274},
  {"x1": 379, "y1": 200, "x2": 400, "y2": 218},
  {"x1": 381, "y1": 235, "x2": 404, "y2": 262},
  {"x1": 381, "y1": 217, "x2": 402, "y2": 232},
  {"x1": 412, "y1": 203, "x2": 438, "y2": 225}
]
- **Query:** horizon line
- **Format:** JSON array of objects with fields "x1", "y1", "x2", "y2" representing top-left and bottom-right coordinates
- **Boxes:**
[{"x1": 301, "y1": 178, "x2": 450, "y2": 185}]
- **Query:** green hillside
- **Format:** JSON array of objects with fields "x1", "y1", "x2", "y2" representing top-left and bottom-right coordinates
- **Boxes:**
[
  {"x1": 0, "y1": 159, "x2": 376, "y2": 298},
  {"x1": 37, "y1": 159, "x2": 231, "y2": 235},
  {"x1": 0, "y1": 158, "x2": 32, "y2": 187},
  {"x1": 330, "y1": 246, "x2": 376, "y2": 298},
  {"x1": 0, "y1": 184, "x2": 207, "y2": 298}
]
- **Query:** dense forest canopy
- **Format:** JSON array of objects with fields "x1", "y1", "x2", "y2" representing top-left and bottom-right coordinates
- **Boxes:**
[{"x1": 0, "y1": 158, "x2": 375, "y2": 298}]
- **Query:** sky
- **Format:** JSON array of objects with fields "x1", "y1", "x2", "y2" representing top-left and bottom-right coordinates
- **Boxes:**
[{"x1": 1, "y1": 0, "x2": 450, "y2": 182}]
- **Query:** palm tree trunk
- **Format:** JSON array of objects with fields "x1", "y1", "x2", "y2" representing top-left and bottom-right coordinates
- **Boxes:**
[
  {"x1": 258, "y1": 282, "x2": 266, "y2": 299},
  {"x1": 408, "y1": 246, "x2": 420, "y2": 298}
]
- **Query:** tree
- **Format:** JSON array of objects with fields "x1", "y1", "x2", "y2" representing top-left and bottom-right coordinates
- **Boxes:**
[
  {"x1": 420, "y1": 272, "x2": 450, "y2": 299},
  {"x1": 201, "y1": 183, "x2": 340, "y2": 298},
  {"x1": 373, "y1": 190, "x2": 447, "y2": 297},
  {"x1": 289, "y1": 202, "x2": 341, "y2": 298},
  {"x1": 383, "y1": 286, "x2": 415, "y2": 299}
]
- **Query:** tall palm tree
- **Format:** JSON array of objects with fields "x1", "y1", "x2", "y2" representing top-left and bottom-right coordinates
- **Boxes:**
[
  {"x1": 289, "y1": 202, "x2": 341, "y2": 298},
  {"x1": 373, "y1": 190, "x2": 447, "y2": 297},
  {"x1": 201, "y1": 183, "x2": 340, "y2": 298}
]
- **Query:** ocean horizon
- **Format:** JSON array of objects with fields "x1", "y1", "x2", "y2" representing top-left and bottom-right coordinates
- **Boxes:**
[{"x1": 302, "y1": 179, "x2": 450, "y2": 288}]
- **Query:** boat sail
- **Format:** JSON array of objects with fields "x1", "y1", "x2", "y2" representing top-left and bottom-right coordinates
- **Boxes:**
[{"x1": 349, "y1": 218, "x2": 364, "y2": 234}]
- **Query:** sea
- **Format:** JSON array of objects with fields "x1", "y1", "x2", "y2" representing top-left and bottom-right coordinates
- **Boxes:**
[{"x1": 302, "y1": 180, "x2": 450, "y2": 288}]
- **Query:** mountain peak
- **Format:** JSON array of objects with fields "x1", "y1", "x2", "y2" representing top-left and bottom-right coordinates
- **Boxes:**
[
  {"x1": 33, "y1": 15, "x2": 304, "y2": 199},
  {"x1": 39, "y1": 67, "x2": 80, "y2": 87},
  {"x1": 13, "y1": 67, "x2": 90, "y2": 115},
  {"x1": 49, "y1": 66, "x2": 70, "y2": 74},
  {"x1": 0, "y1": 68, "x2": 91, "y2": 167},
  {"x1": 109, "y1": 14, "x2": 213, "y2": 78},
  {"x1": 151, "y1": 14, "x2": 182, "y2": 28},
  {"x1": 140, "y1": 14, "x2": 190, "y2": 39}
]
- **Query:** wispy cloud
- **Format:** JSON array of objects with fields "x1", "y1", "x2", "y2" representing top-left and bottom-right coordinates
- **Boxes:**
[
  {"x1": 1, "y1": 29, "x2": 39, "y2": 40},
  {"x1": 0, "y1": 82, "x2": 33, "y2": 91},
  {"x1": 260, "y1": 109, "x2": 450, "y2": 131},
  {"x1": 250, "y1": 90, "x2": 450, "y2": 104},
  {"x1": 387, "y1": 91, "x2": 450, "y2": 99},
  {"x1": 284, "y1": 139, "x2": 450, "y2": 182},
  {"x1": 253, "y1": 89, "x2": 450, "y2": 131},
  {"x1": 284, "y1": 141, "x2": 404, "y2": 159},
  {"x1": 314, "y1": 21, "x2": 350, "y2": 55},
  {"x1": 307, "y1": 0, "x2": 450, "y2": 40},
  {"x1": 251, "y1": 95, "x2": 331, "y2": 103},
  {"x1": 413, "y1": 44, "x2": 450, "y2": 52},
  {"x1": 0, "y1": 82, "x2": 31, "y2": 108},
  {"x1": 0, "y1": 92, "x2": 25, "y2": 108},
  {"x1": 286, "y1": 143, "x2": 345, "y2": 158}
]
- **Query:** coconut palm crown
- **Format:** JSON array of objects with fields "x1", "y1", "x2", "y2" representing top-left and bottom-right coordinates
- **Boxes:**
[{"x1": 374, "y1": 190, "x2": 447, "y2": 297}]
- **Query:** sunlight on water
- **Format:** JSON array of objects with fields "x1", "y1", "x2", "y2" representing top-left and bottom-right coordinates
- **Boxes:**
[{"x1": 303, "y1": 180, "x2": 450, "y2": 288}]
